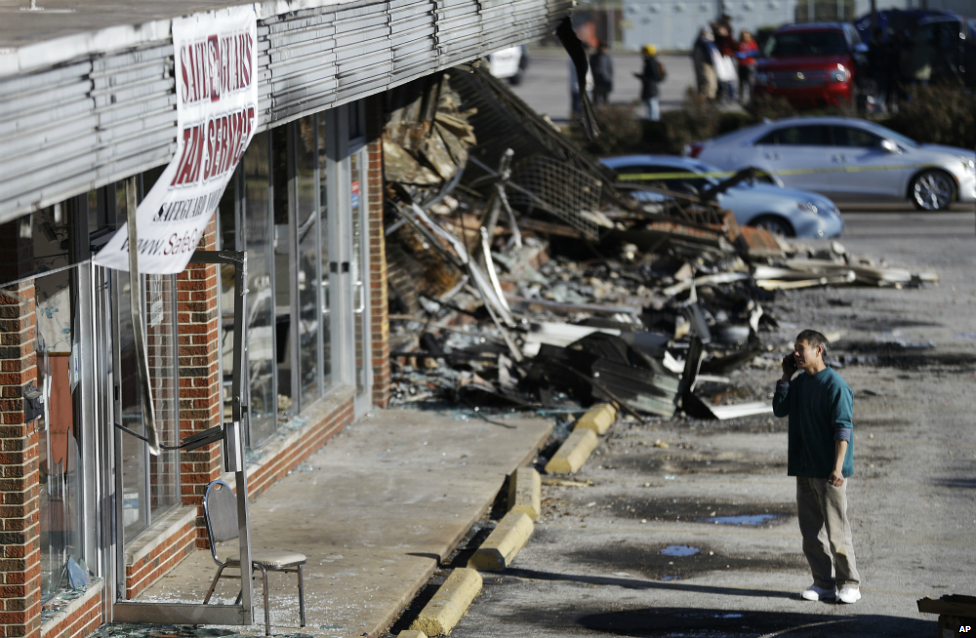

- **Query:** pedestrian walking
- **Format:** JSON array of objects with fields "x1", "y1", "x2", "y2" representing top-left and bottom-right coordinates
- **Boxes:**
[
  {"x1": 569, "y1": 44, "x2": 593, "y2": 117},
  {"x1": 714, "y1": 24, "x2": 738, "y2": 102},
  {"x1": 692, "y1": 28, "x2": 717, "y2": 100},
  {"x1": 589, "y1": 41, "x2": 614, "y2": 105},
  {"x1": 736, "y1": 30, "x2": 759, "y2": 104},
  {"x1": 773, "y1": 330, "x2": 861, "y2": 605},
  {"x1": 636, "y1": 44, "x2": 664, "y2": 121}
]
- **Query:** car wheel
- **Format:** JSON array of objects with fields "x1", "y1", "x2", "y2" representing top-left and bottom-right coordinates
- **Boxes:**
[
  {"x1": 911, "y1": 170, "x2": 955, "y2": 211},
  {"x1": 508, "y1": 69, "x2": 524, "y2": 86},
  {"x1": 751, "y1": 215, "x2": 794, "y2": 237}
]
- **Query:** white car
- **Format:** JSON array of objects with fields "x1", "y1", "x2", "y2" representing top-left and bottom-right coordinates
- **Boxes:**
[
  {"x1": 685, "y1": 116, "x2": 976, "y2": 211},
  {"x1": 487, "y1": 46, "x2": 527, "y2": 85},
  {"x1": 602, "y1": 155, "x2": 844, "y2": 238}
]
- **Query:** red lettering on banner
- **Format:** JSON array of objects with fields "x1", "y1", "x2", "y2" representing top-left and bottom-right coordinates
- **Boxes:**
[
  {"x1": 208, "y1": 35, "x2": 220, "y2": 102},
  {"x1": 178, "y1": 32, "x2": 255, "y2": 106},
  {"x1": 171, "y1": 125, "x2": 205, "y2": 186},
  {"x1": 180, "y1": 47, "x2": 191, "y2": 104}
]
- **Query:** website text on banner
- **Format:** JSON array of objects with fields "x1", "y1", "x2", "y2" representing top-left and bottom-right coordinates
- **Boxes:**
[{"x1": 93, "y1": 6, "x2": 259, "y2": 274}]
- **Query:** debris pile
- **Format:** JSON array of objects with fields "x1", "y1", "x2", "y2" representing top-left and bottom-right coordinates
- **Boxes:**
[{"x1": 382, "y1": 68, "x2": 939, "y2": 423}]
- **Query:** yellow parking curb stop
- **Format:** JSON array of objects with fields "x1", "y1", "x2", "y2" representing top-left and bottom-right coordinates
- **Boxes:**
[
  {"x1": 409, "y1": 567, "x2": 482, "y2": 636},
  {"x1": 545, "y1": 429, "x2": 599, "y2": 474},
  {"x1": 468, "y1": 511, "x2": 534, "y2": 571}
]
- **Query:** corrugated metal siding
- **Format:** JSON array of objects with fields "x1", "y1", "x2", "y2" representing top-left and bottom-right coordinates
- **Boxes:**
[
  {"x1": 0, "y1": 0, "x2": 571, "y2": 223},
  {"x1": 0, "y1": 44, "x2": 177, "y2": 221}
]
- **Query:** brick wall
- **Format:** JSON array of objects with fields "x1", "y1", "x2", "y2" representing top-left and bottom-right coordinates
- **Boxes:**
[
  {"x1": 175, "y1": 220, "x2": 223, "y2": 548},
  {"x1": 364, "y1": 95, "x2": 390, "y2": 409},
  {"x1": 0, "y1": 281, "x2": 41, "y2": 638},
  {"x1": 124, "y1": 517, "x2": 196, "y2": 599},
  {"x1": 40, "y1": 587, "x2": 101, "y2": 638}
]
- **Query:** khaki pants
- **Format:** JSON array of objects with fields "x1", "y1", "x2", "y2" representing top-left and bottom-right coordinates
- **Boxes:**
[
  {"x1": 700, "y1": 65, "x2": 718, "y2": 100},
  {"x1": 796, "y1": 477, "x2": 860, "y2": 590}
]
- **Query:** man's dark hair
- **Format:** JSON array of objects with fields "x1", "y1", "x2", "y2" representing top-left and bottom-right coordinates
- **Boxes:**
[{"x1": 796, "y1": 329, "x2": 829, "y2": 361}]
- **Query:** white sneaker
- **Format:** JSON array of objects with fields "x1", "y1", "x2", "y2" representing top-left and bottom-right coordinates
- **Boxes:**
[
  {"x1": 837, "y1": 587, "x2": 861, "y2": 604},
  {"x1": 801, "y1": 584, "x2": 836, "y2": 601}
]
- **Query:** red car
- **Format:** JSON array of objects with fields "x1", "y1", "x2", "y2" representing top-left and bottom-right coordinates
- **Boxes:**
[{"x1": 754, "y1": 22, "x2": 869, "y2": 109}]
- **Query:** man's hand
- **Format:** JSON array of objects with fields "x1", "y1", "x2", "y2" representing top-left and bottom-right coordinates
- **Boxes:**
[
  {"x1": 781, "y1": 354, "x2": 797, "y2": 381},
  {"x1": 829, "y1": 440, "x2": 848, "y2": 487},
  {"x1": 828, "y1": 469, "x2": 845, "y2": 487}
]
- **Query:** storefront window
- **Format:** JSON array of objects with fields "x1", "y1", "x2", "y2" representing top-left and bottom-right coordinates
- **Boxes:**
[
  {"x1": 297, "y1": 116, "x2": 322, "y2": 408},
  {"x1": 36, "y1": 269, "x2": 84, "y2": 599},
  {"x1": 0, "y1": 205, "x2": 88, "y2": 600},
  {"x1": 244, "y1": 132, "x2": 277, "y2": 444},
  {"x1": 146, "y1": 274, "x2": 179, "y2": 517},
  {"x1": 318, "y1": 114, "x2": 333, "y2": 391},
  {"x1": 217, "y1": 176, "x2": 239, "y2": 423},
  {"x1": 117, "y1": 179, "x2": 180, "y2": 541},
  {"x1": 272, "y1": 129, "x2": 293, "y2": 414}
]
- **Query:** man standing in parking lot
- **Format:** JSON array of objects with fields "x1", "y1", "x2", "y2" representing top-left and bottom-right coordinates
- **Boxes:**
[
  {"x1": 773, "y1": 330, "x2": 861, "y2": 604},
  {"x1": 589, "y1": 42, "x2": 614, "y2": 105},
  {"x1": 636, "y1": 44, "x2": 664, "y2": 121}
]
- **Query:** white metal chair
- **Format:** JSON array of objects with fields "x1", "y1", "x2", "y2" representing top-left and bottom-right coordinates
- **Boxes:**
[{"x1": 201, "y1": 480, "x2": 306, "y2": 635}]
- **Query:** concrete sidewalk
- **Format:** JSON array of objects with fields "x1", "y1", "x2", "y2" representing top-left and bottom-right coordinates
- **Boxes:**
[{"x1": 134, "y1": 408, "x2": 553, "y2": 637}]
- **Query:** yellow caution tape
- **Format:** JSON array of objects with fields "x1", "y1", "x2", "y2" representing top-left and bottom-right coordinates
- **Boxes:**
[{"x1": 616, "y1": 163, "x2": 948, "y2": 182}]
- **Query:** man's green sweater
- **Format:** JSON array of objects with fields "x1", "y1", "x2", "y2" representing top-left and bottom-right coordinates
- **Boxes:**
[{"x1": 772, "y1": 366, "x2": 854, "y2": 478}]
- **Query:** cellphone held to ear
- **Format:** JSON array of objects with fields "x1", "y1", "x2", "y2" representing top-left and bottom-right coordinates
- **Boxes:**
[{"x1": 783, "y1": 354, "x2": 798, "y2": 375}]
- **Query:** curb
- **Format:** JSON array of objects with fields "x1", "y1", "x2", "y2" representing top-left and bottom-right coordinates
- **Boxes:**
[
  {"x1": 409, "y1": 567, "x2": 483, "y2": 636},
  {"x1": 545, "y1": 429, "x2": 598, "y2": 474},
  {"x1": 573, "y1": 403, "x2": 617, "y2": 435},
  {"x1": 508, "y1": 467, "x2": 541, "y2": 520},
  {"x1": 467, "y1": 511, "x2": 534, "y2": 571}
]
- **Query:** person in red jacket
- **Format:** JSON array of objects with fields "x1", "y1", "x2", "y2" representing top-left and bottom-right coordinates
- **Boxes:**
[{"x1": 736, "y1": 30, "x2": 759, "y2": 104}]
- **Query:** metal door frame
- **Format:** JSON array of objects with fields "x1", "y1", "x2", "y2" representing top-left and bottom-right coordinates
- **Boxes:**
[
  {"x1": 110, "y1": 251, "x2": 256, "y2": 626},
  {"x1": 348, "y1": 137, "x2": 373, "y2": 416}
]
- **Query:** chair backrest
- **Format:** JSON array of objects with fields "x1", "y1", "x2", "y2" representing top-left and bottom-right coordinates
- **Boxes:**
[{"x1": 203, "y1": 480, "x2": 240, "y2": 564}]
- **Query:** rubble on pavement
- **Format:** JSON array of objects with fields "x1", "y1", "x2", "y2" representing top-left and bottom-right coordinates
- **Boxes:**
[{"x1": 382, "y1": 68, "x2": 939, "y2": 427}]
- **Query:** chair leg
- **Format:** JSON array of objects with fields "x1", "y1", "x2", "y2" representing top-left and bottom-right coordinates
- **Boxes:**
[
  {"x1": 203, "y1": 564, "x2": 231, "y2": 604},
  {"x1": 297, "y1": 564, "x2": 306, "y2": 628},
  {"x1": 256, "y1": 564, "x2": 271, "y2": 636}
]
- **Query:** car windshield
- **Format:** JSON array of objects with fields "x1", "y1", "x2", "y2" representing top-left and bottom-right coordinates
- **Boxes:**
[{"x1": 764, "y1": 30, "x2": 848, "y2": 57}]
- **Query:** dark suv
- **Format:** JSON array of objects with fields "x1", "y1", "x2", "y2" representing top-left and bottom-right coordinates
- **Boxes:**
[{"x1": 754, "y1": 22, "x2": 868, "y2": 108}]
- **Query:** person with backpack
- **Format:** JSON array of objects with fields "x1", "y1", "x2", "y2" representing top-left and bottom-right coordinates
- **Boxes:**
[{"x1": 636, "y1": 44, "x2": 665, "y2": 121}]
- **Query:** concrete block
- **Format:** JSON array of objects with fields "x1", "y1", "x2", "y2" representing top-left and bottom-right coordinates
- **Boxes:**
[
  {"x1": 398, "y1": 632, "x2": 428, "y2": 638},
  {"x1": 507, "y1": 467, "x2": 541, "y2": 520},
  {"x1": 544, "y1": 429, "x2": 598, "y2": 474},
  {"x1": 467, "y1": 511, "x2": 534, "y2": 572},
  {"x1": 410, "y1": 567, "x2": 482, "y2": 636},
  {"x1": 573, "y1": 403, "x2": 617, "y2": 435}
]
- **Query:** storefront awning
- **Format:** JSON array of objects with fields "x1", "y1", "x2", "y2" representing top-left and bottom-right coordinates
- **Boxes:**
[{"x1": 0, "y1": 0, "x2": 572, "y2": 224}]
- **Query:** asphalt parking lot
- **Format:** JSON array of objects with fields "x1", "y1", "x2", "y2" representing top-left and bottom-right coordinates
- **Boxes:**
[{"x1": 387, "y1": 211, "x2": 976, "y2": 638}]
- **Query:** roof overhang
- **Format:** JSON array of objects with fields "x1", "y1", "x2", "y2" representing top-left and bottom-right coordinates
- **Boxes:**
[{"x1": 0, "y1": 0, "x2": 572, "y2": 223}]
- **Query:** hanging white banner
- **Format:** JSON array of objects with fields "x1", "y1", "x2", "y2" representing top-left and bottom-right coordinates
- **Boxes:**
[{"x1": 94, "y1": 6, "x2": 258, "y2": 273}]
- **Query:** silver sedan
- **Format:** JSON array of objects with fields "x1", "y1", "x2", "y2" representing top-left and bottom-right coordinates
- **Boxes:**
[
  {"x1": 602, "y1": 154, "x2": 844, "y2": 238},
  {"x1": 685, "y1": 116, "x2": 976, "y2": 211}
]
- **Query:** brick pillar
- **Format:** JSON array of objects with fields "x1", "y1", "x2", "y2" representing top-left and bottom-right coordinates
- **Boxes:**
[
  {"x1": 0, "y1": 280, "x2": 41, "y2": 638},
  {"x1": 175, "y1": 219, "x2": 223, "y2": 548},
  {"x1": 365, "y1": 95, "x2": 390, "y2": 408}
]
